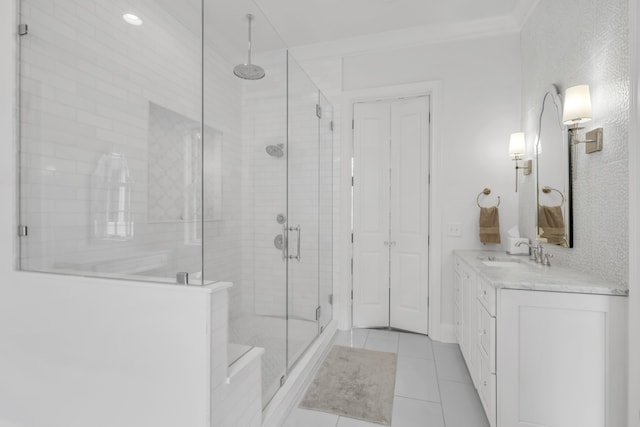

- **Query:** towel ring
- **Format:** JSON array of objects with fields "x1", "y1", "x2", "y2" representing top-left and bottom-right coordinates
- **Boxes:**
[
  {"x1": 541, "y1": 186, "x2": 565, "y2": 207},
  {"x1": 477, "y1": 188, "x2": 500, "y2": 208}
]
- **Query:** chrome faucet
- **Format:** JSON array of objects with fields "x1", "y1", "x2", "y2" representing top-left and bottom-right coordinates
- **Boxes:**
[
  {"x1": 515, "y1": 241, "x2": 544, "y2": 263},
  {"x1": 515, "y1": 241, "x2": 537, "y2": 261},
  {"x1": 535, "y1": 243, "x2": 544, "y2": 264}
]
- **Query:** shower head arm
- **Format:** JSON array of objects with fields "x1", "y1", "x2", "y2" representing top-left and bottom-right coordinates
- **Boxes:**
[{"x1": 246, "y1": 14, "x2": 253, "y2": 65}]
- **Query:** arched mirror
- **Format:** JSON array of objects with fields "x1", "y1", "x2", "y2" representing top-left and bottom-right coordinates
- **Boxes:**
[{"x1": 536, "y1": 84, "x2": 572, "y2": 247}]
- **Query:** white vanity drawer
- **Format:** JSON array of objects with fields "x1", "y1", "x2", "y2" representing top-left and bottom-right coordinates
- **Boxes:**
[
  {"x1": 479, "y1": 353, "x2": 496, "y2": 427},
  {"x1": 478, "y1": 305, "x2": 496, "y2": 374},
  {"x1": 478, "y1": 276, "x2": 496, "y2": 316}
]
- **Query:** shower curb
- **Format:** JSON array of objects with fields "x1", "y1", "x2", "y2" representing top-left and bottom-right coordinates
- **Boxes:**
[{"x1": 261, "y1": 321, "x2": 338, "y2": 427}]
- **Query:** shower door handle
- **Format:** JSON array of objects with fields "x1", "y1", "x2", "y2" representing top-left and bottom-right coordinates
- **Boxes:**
[
  {"x1": 288, "y1": 225, "x2": 301, "y2": 261},
  {"x1": 281, "y1": 225, "x2": 288, "y2": 261}
]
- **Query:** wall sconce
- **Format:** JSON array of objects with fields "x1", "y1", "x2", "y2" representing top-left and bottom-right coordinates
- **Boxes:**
[
  {"x1": 562, "y1": 84, "x2": 603, "y2": 153},
  {"x1": 508, "y1": 132, "x2": 532, "y2": 192}
]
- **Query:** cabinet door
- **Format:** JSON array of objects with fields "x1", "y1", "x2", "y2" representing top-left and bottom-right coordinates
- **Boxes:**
[
  {"x1": 466, "y1": 271, "x2": 480, "y2": 387},
  {"x1": 455, "y1": 258, "x2": 479, "y2": 387},
  {"x1": 453, "y1": 266, "x2": 463, "y2": 344},
  {"x1": 498, "y1": 289, "x2": 628, "y2": 427}
]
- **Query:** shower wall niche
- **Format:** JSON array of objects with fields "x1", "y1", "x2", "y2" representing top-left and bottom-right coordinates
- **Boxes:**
[{"x1": 17, "y1": 0, "x2": 334, "y2": 410}]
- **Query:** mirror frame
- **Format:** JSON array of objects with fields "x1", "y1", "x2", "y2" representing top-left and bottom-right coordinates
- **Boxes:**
[{"x1": 535, "y1": 84, "x2": 573, "y2": 248}]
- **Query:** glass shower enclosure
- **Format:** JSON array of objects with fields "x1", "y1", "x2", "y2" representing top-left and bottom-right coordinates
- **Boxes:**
[{"x1": 16, "y1": 0, "x2": 333, "y2": 408}]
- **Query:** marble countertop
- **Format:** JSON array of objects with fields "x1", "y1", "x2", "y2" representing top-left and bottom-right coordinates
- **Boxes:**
[{"x1": 453, "y1": 250, "x2": 628, "y2": 296}]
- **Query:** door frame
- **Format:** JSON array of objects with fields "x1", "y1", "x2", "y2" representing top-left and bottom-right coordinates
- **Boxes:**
[{"x1": 338, "y1": 80, "x2": 447, "y2": 341}]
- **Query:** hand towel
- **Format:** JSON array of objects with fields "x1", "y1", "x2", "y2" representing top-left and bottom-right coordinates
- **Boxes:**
[
  {"x1": 479, "y1": 206, "x2": 501, "y2": 244},
  {"x1": 538, "y1": 205, "x2": 567, "y2": 247}
]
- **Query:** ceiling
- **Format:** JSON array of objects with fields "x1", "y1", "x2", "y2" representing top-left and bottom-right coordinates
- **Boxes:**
[{"x1": 153, "y1": 0, "x2": 539, "y2": 63}]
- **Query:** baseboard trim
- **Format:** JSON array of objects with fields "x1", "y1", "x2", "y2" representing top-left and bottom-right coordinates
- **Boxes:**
[{"x1": 262, "y1": 321, "x2": 338, "y2": 427}]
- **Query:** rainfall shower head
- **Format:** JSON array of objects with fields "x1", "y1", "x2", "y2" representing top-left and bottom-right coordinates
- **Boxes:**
[
  {"x1": 234, "y1": 14, "x2": 265, "y2": 80},
  {"x1": 265, "y1": 144, "x2": 284, "y2": 158}
]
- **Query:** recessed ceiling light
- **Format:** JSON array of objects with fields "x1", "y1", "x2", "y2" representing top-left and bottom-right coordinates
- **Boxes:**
[{"x1": 123, "y1": 13, "x2": 143, "y2": 26}]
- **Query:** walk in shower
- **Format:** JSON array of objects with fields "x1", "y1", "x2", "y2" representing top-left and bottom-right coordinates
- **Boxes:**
[{"x1": 17, "y1": 0, "x2": 334, "y2": 407}]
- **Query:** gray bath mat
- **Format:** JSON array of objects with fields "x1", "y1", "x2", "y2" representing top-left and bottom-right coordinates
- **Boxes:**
[{"x1": 299, "y1": 345, "x2": 397, "y2": 425}]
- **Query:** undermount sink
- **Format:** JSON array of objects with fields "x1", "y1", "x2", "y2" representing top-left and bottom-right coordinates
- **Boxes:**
[
  {"x1": 481, "y1": 260, "x2": 523, "y2": 267},
  {"x1": 478, "y1": 256, "x2": 524, "y2": 267}
]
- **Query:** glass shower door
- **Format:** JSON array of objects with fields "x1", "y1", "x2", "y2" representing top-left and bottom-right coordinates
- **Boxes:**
[
  {"x1": 318, "y1": 91, "x2": 334, "y2": 332},
  {"x1": 286, "y1": 54, "x2": 320, "y2": 368}
]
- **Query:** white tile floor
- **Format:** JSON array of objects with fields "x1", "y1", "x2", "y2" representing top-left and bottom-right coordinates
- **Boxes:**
[{"x1": 282, "y1": 329, "x2": 489, "y2": 427}]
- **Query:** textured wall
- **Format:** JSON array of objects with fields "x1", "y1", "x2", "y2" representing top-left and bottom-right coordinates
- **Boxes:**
[{"x1": 520, "y1": 0, "x2": 629, "y2": 286}]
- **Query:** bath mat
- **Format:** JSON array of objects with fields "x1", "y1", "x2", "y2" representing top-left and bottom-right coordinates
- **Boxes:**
[{"x1": 299, "y1": 345, "x2": 397, "y2": 425}]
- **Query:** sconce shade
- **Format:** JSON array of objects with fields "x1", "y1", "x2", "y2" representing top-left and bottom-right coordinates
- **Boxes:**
[
  {"x1": 508, "y1": 132, "x2": 526, "y2": 157},
  {"x1": 562, "y1": 85, "x2": 592, "y2": 125}
]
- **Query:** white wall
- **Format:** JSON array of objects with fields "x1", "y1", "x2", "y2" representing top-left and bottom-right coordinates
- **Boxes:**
[
  {"x1": 520, "y1": 0, "x2": 630, "y2": 286},
  {"x1": 294, "y1": 32, "x2": 522, "y2": 337}
]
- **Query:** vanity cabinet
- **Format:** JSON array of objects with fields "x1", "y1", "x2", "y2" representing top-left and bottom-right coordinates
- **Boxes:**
[
  {"x1": 498, "y1": 289, "x2": 628, "y2": 427},
  {"x1": 453, "y1": 251, "x2": 628, "y2": 427},
  {"x1": 453, "y1": 257, "x2": 480, "y2": 388}
]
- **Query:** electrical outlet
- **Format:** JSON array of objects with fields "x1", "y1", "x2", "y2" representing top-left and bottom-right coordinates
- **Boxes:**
[{"x1": 447, "y1": 222, "x2": 462, "y2": 237}]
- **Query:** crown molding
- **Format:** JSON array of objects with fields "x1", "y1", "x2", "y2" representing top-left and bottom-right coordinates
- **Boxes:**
[{"x1": 289, "y1": 15, "x2": 522, "y2": 62}]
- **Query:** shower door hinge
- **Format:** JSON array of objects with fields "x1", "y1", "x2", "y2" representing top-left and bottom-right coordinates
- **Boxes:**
[
  {"x1": 280, "y1": 375, "x2": 286, "y2": 387},
  {"x1": 352, "y1": 119, "x2": 355, "y2": 129},
  {"x1": 351, "y1": 290, "x2": 354, "y2": 300},
  {"x1": 315, "y1": 306, "x2": 321, "y2": 321},
  {"x1": 18, "y1": 225, "x2": 28, "y2": 237},
  {"x1": 18, "y1": 24, "x2": 28, "y2": 36},
  {"x1": 351, "y1": 233, "x2": 354, "y2": 243},
  {"x1": 316, "y1": 104, "x2": 322, "y2": 119},
  {"x1": 329, "y1": 294, "x2": 333, "y2": 305},
  {"x1": 330, "y1": 120, "x2": 334, "y2": 131}
]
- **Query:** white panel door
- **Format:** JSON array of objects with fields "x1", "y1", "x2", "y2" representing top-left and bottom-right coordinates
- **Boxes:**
[
  {"x1": 389, "y1": 97, "x2": 429, "y2": 334},
  {"x1": 352, "y1": 102, "x2": 391, "y2": 328},
  {"x1": 352, "y1": 97, "x2": 430, "y2": 333}
]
